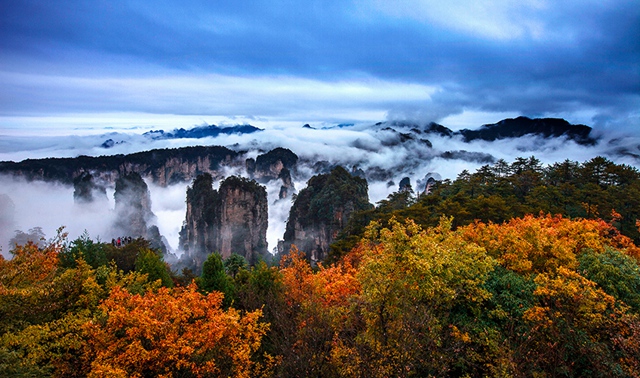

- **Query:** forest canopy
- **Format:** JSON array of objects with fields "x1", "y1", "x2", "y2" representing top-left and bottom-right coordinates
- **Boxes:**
[{"x1": 1, "y1": 156, "x2": 640, "y2": 377}]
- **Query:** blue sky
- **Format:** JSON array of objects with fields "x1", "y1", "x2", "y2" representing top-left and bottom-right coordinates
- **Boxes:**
[{"x1": 0, "y1": 0, "x2": 638, "y2": 135}]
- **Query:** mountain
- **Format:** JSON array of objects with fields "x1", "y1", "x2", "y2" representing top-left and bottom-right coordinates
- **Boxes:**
[
  {"x1": 458, "y1": 116, "x2": 596, "y2": 145},
  {"x1": 373, "y1": 116, "x2": 596, "y2": 145},
  {"x1": 0, "y1": 145, "x2": 240, "y2": 186},
  {"x1": 0, "y1": 116, "x2": 608, "y2": 265},
  {"x1": 179, "y1": 174, "x2": 268, "y2": 271},
  {"x1": 282, "y1": 166, "x2": 371, "y2": 263},
  {"x1": 142, "y1": 124, "x2": 262, "y2": 141}
]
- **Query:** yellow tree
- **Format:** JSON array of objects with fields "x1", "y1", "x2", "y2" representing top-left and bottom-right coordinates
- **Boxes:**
[
  {"x1": 522, "y1": 267, "x2": 638, "y2": 377},
  {"x1": 461, "y1": 213, "x2": 640, "y2": 275},
  {"x1": 340, "y1": 217, "x2": 497, "y2": 377}
]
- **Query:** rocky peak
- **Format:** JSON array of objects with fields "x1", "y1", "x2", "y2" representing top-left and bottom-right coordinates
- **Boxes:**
[
  {"x1": 113, "y1": 172, "x2": 153, "y2": 237},
  {"x1": 217, "y1": 176, "x2": 268, "y2": 264},
  {"x1": 282, "y1": 166, "x2": 371, "y2": 263},
  {"x1": 179, "y1": 174, "x2": 268, "y2": 272},
  {"x1": 458, "y1": 116, "x2": 596, "y2": 145},
  {"x1": 250, "y1": 147, "x2": 298, "y2": 182},
  {"x1": 247, "y1": 147, "x2": 298, "y2": 199},
  {"x1": 73, "y1": 171, "x2": 107, "y2": 204}
]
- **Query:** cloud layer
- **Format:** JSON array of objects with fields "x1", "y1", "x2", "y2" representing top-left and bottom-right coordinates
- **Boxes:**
[
  {"x1": 2, "y1": 119, "x2": 639, "y2": 257},
  {"x1": 0, "y1": 0, "x2": 638, "y2": 133}
]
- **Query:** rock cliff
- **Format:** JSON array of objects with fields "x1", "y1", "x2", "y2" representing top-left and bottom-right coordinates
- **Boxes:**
[
  {"x1": 180, "y1": 174, "x2": 268, "y2": 271},
  {"x1": 0, "y1": 145, "x2": 240, "y2": 187},
  {"x1": 247, "y1": 147, "x2": 298, "y2": 199},
  {"x1": 112, "y1": 172, "x2": 166, "y2": 253},
  {"x1": 217, "y1": 176, "x2": 268, "y2": 264},
  {"x1": 282, "y1": 166, "x2": 371, "y2": 263},
  {"x1": 73, "y1": 171, "x2": 107, "y2": 204}
]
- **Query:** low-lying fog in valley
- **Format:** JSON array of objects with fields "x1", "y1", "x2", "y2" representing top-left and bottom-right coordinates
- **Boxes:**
[{"x1": 1, "y1": 119, "x2": 639, "y2": 258}]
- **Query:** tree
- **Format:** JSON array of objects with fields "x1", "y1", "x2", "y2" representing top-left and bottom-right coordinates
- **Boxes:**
[
  {"x1": 224, "y1": 253, "x2": 248, "y2": 278},
  {"x1": 578, "y1": 247, "x2": 640, "y2": 313},
  {"x1": 198, "y1": 253, "x2": 235, "y2": 307},
  {"x1": 84, "y1": 284, "x2": 271, "y2": 377},
  {"x1": 59, "y1": 231, "x2": 108, "y2": 269},
  {"x1": 521, "y1": 267, "x2": 631, "y2": 376},
  {"x1": 134, "y1": 248, "x2": 173, "y2": 288},
  {"x1": 345, "y1": 218, "x2": 496, "y2": 377}
]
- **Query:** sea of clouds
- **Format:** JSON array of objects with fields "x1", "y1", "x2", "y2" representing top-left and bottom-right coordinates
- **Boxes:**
[{"x1": 1, "y1": 120, "x2": 639, "y2": 258}]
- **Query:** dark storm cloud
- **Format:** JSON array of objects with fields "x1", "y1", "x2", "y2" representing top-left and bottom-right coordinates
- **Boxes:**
[{"x1": 0, "y1": 0, "x2": 638, "y2": 131}]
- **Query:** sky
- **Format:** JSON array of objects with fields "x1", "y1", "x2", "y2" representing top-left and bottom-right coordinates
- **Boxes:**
[
  {"x1": 1, "y1": 1, "x2": 640, "y2": 256},
  {"x1": 0, "y1": 0, "x2": 639, "y2": 136}
]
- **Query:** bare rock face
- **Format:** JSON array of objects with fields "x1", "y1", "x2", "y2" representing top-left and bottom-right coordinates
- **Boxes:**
[
  {"x1": 248, "y1": 148, "x2": 298, "y2": 199},
  {"x1": 180, "y1": 173, "x2": 218, "y2": 269},
  {"x1": 278, "y1": 167, "x2": 294, "y2": 199},
  {"x1": 217, "y1": 176, "x2": 268, "y2": 264},
  {"x1": 113, "y1": 172, "x2": 154, "y2": 237},
  {"x1": 0, "y1": 194, "x2": 16, "y2": 255},
  {"x1": 0, "y1": 145, "x2": 240, "y2": 187},
  {"x1": 180, "y1": 174, "x2": 268, "y2": 271},
  {"x1": 73, "y1": 171, "x2": 107, "y2": 204},
  {"x1": 282, "y1": 166, "x2": 371, "y2": 263},
  {"x1": 253, "y1": 147, "x2": 298, "y2": 182},
  {"x1": 112, "y1": 172, "x2": 167, "y2": 253}
]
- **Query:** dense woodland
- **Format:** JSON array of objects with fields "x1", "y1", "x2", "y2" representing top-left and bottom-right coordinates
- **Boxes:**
[{"x1": 2, "y1": 156, "x2": 640, "y2": 377}]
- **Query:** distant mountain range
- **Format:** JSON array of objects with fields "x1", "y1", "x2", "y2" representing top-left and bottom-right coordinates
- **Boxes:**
[
  {"x1": 0, "y1": 116, "x2": 600, "y2": 186},
  {"x1": 376, "y1": 116, "x2": 596, "y2": 145},
  {"x1": 101, "y1": 124, "x2": 263, "y2": 148},
  {"x1": 98, "y1": 117, "x2": 596, "y2": 149}
]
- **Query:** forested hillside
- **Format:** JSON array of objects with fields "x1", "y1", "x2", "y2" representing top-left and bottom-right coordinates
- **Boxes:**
[
  {"x1": 330, "y1": 156, "x2": 640, "y2": 260},
  {"x1": 1, "y1": 156, "x2": 640, "y2": 377}
]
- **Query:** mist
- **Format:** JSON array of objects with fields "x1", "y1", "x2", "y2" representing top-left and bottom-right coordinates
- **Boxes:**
[
  {"x1": 1, "y1": 119, "x2": 639, "y2": 259},
  {"x1": 0, "y1": 175, "x2": 115, "y2": 256}
]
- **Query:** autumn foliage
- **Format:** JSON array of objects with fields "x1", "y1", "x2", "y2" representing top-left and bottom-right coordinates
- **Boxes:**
[
  {"x1": 2, "y1": 212, "x2": 640, "y2": 376},
  {"x1": 85, "y1": 284, "x2": 268, "y2": 378}
]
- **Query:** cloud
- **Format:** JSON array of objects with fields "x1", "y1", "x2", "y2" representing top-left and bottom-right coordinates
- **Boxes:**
[
  {"x1": 2, "y1": 116, "x2": 640, "y2": 258},
  {"x1": 0, "y1": 175, "x2": 115, "y2": 255},
  {"x1": 1, "y1": 0, "x2": 637, "y2": 134},
  {"x1": 0, "y1": 71, "x2": 437, "y2": 121},
  {"x1": 366, "y1": 0, "x2": 549, "y2": 40}
]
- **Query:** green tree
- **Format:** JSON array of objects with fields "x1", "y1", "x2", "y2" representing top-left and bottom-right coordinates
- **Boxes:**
[
  {"x1": 197, "y1": 253, "x2": 235, "y2": 307},
  {"x1": 578, "y1": 247, "x2": 640, "y2": 313},
  {"x1": 59, "y1": 231, "x2": 107, "y2": 269},
  {"x1": 134, "y1": 249, "x2": 173, "y2": 288},
  {"x1": 224, "y1": 253, "x2": 248, "y2": 278}
]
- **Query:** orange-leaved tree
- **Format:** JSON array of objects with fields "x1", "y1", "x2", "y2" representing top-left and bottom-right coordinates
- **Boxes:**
[
  {"x1": 460, "y1": 213, "x2": 640, "y2": 275},
  {"x1": 84, "y1": 283, "x2": 271, "y2": 378},
  {"x1": 276, "y1": 246, "x2": 361, "y2": 377}
]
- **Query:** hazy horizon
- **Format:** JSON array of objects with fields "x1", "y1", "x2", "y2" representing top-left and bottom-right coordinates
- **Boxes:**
[{"x1": 1, "y1": 1, "x2": 638, "y2": 139}]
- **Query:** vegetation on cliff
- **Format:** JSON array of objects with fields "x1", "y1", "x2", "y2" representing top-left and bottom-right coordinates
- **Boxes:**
[
  {"x1": 330, "y1": 156, "x2": 640, "y2": 260},
  {"x1": 283, "y1": 166, "x2": 371, "y2": 262},
  {"x1": 180, "y1": 174, "x2": 268, "y2": 271}
]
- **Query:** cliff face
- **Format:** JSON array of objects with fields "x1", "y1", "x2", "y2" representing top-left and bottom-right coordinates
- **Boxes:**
[
  {"x1": 73, "y1": 171, "x2": 107, "y2": 204},
  {"x1": 217, "y1": 176, "x2": 268, "y2": 264},
  {"x1": 0, "y1": 146, "x2": 239, "y2": 187},
  {"x1": 180, "y1": 174, "x2": 268, "y2": 271},
  {"x1": 180, "y1": 173, "x2": 219, "y2": 268},
  {"x1": 113, "y1": 172, "x2": 155, "y2": 238},
  {"x1": 283, "y1": 166, "x2": 371, "y2": 263},
  {"x1": 247, "y1": 147, "x2": 298, "y2": 199}
]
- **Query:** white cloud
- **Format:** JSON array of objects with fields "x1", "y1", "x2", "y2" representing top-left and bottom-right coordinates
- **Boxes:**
[
  {"x1": 366, "y1": 0, "x2": 550, "y2": 40},
  {"x1": 0, "y1": 71, "x2": 437, "y2": 121},
  {"x1": 2, "y1": 117, "x2": 639, "y2": 259}
]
